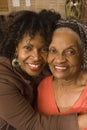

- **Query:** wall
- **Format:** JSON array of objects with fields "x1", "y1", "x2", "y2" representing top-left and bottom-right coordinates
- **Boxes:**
[
  {"x1": 0, "y1": 0, "x2": 87, "y2": 21},
  {"x1": 7, "y1": 0, "x2": 66, "y2": 18}
]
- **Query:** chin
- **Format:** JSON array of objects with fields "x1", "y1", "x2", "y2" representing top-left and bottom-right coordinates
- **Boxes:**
[
  {"x1": 29, "y1": 71, "x2": 41, "y2": 77},
  {"x1": 54, "y1": 74, "x2": 66, "y2": 79}
]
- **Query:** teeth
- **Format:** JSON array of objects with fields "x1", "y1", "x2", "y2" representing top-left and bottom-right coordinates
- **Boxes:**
[
  {"x1": 55, "y1": 66, "x2": 66, "y2": 70},
  {"x1": 28, "y1": 63, "x2": 40, "y2": 68}
]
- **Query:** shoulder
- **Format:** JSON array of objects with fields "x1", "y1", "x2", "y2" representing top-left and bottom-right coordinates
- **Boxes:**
[
  {"x1": 0, "y1": 56, "x2": 10, "y2": 63},
  {"x1": 38, "y1": 75, "x2": 53, "y2": 89},
  {"x1": 0, "y1": 56, "x2": 17, "y2": 79},
  {"x1": 40, "y1": 75, "x2": 52, "y2": 83},
  {"x1": 0, "y1": 56, "x2": 22, "y2": 86},
  {"x1": 0, "y1": 56, "x2": 12, "y2": 70}
]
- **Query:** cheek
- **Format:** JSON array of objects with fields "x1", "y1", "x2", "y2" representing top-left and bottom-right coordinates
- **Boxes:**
[
  {"x1": 68, "y1": 56, "x2": 81, "y2": 66},
  {"x1": 47, "y1": 56, "x2": 54, "y2": 64},
  {"x1": 42, "y1": 54, "x2": 48, "y2": 62},
  {"x1": 47, "y1": 58, "x2": 50, "y2": 64},
  {"x1": 18, "y1": 51, "x2": 27, "y2": 60}
]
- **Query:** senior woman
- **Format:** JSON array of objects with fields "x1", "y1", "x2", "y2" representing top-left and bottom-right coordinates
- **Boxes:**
[
  {"x1": 0, "y1": 10, "x2": 80, "y2": 130},
  {"x1": 37, "y1": 19, "x2": 87, "y2": 130}
]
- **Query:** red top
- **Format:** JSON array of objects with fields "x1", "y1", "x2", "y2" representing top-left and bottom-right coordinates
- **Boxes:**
[{"x1": 37, "y1": 76, "x2": 87, "y2": 130}]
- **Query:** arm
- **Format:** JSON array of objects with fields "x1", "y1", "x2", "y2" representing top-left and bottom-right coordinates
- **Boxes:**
[
  {"x1": 0, "y1": 59, "x2": 79, "y2": 130},
  {"x1": 0, "y1": 81, "x2": 79, "y2": 130}
]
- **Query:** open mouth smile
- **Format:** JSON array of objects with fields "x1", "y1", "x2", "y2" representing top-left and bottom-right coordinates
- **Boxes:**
[
  {"x1": 54, "y1": 66, "x2": 67, "y2": 71},
  {"x1": 27, "y1": 63, "x2": 41, "y2": 71}
]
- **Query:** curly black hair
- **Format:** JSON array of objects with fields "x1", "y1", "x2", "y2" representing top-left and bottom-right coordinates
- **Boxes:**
[
  {"x1": 0, "y1": 9, "x2": 61, "y2": 59},
  {"x1": 38, "y1": 9, "x2": 61, "y2": 43}
]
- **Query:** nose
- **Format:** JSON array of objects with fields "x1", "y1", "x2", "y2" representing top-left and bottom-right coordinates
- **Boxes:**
[
  {"x1": 55, "y1": 53, "x2": 66, "y2": 63},
  {"x1": 32, "y1": 49, "x2": 41, "y2": 60}
]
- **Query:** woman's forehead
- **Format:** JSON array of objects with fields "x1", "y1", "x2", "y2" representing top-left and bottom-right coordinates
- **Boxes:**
[{"x1": 53, "y1": 27, "x2": 81, "y2": 41}]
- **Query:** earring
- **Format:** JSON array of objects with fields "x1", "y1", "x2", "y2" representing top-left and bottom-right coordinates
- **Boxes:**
[{"x1": 12, "y1": 58, "x2": 19, "y2": 67}]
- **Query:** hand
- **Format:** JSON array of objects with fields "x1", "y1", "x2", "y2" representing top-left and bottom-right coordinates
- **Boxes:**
[{"x1": 78, "y1": 114, "x2": 87, "y2": 129}]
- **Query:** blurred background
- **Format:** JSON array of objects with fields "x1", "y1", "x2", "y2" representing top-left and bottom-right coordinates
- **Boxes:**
[{"x1": 0, "y1": 0, "x2": 87, "y2": 21}]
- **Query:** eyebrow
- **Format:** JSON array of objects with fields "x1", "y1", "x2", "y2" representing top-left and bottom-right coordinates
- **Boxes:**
[{"x1": 63, "y1": 45, "x2": 80, "y2": 52}]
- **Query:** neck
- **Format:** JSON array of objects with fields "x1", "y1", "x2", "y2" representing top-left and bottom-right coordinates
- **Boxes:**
[{"x1": 53, "y1": 72, "x2": 82, "y2": 89}]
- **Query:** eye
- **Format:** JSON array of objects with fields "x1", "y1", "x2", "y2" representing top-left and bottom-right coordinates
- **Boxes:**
[
  {"x1": 49, "y1": 48, "x2": 57, "y2": 54},
  {"x1": 64, "y1": 49, "x2": 76, "y2": 56},
  {"x1": 23, "y1": 45, "x2": 32, "y2": 51},
  {"x1": 40, "y1": 47, "x2": 48, "y2": 53}
]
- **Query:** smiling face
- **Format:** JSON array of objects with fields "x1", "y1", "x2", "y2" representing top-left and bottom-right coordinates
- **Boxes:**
[
  {"x1": 48, "y1": 28, "x2": 82, "y2": 80},
  {"x1": 16, "y1": 32, "x2": 48, "y2": 76}
]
